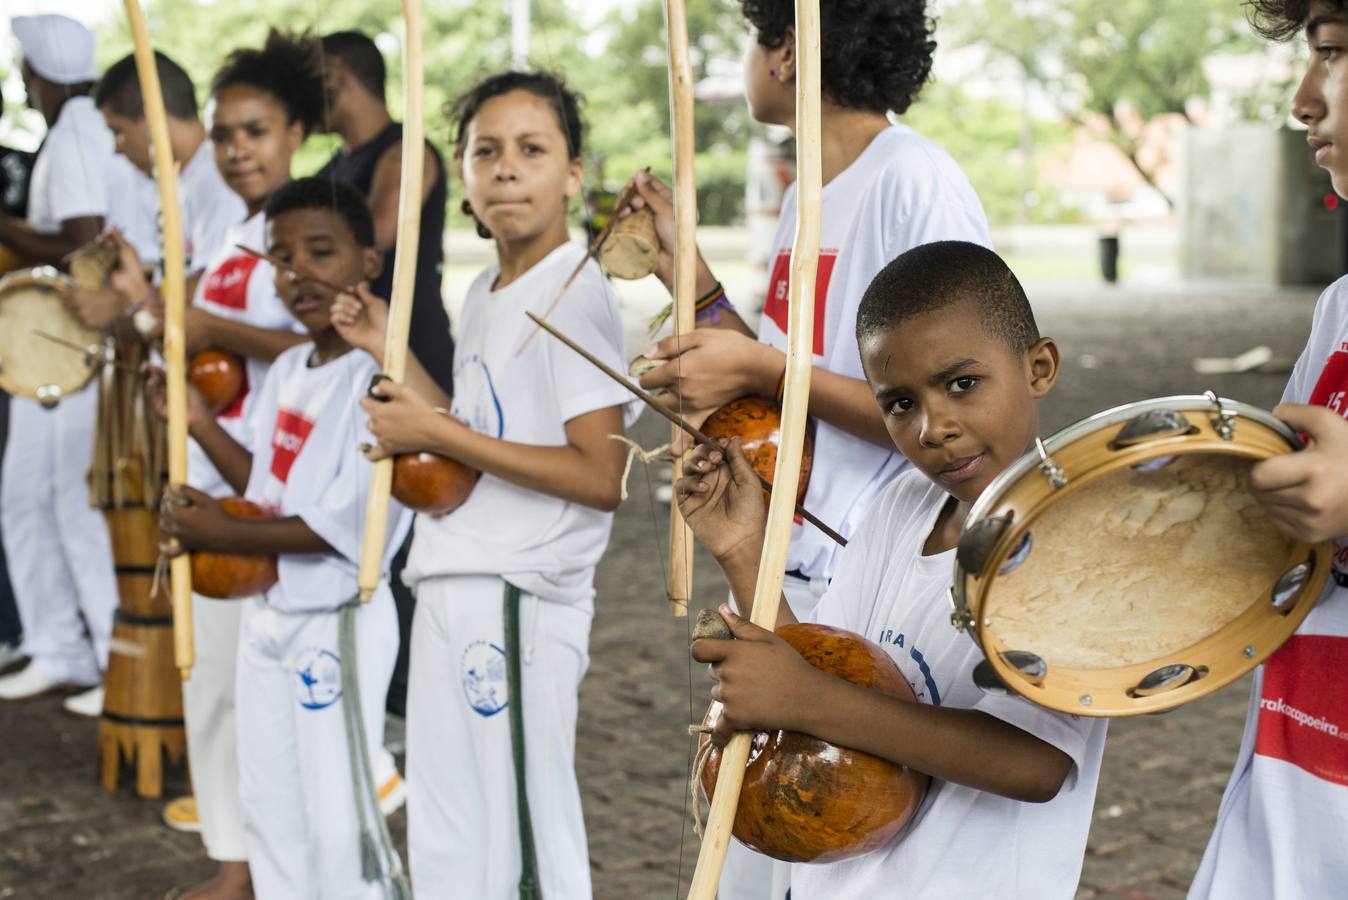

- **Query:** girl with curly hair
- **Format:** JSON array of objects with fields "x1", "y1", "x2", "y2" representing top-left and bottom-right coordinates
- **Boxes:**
[{"x1": 623, "y1": 3, "x2": 992, "y2": 895}]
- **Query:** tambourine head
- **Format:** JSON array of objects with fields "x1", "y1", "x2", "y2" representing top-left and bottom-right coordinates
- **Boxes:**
[
  {"x1": 191, "y1": 497, "x2": 278, "y2": 599},
  {"x1": 702, "y1": 396, "x2": 814, "y2": 505},
  {"x1": 955, "y1": 395, "x2": 1331, "y2": 717},
  {"x1": 699, "y1": 624, "x2": 928, "y2": 863},
  {"x1": 189, "y1": 350, "x2": 246, "y2": 414},
  {"x1": 391, "y1": 452, "x2": 479, "y2": 516}
]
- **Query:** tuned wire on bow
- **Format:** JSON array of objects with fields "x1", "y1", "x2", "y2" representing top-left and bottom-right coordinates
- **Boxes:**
[
  {"x1": 683, "y1": 0, "x2": 823, "y2": 897},
  {"x1": 123, "y1": 0, "x2": 194, "y2": 680}
]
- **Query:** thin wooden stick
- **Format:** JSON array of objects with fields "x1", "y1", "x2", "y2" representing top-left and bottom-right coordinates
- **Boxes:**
[
  {"x1": 357, "y1": 0, "x2": 424, "y2": 602},
  {"x1": 31, "y1": 329, "x2": 138, "y2": 374},
  {"x1": 234, "y1": 244, "x2": 355, "y2": 298},
  {"x1": 665, "y1": 0, "x2": 698, "y2": 618},
  {"x1": 525, "y1": 313, "x2": 844, "y2": 547},
  {"x1": 125, "y1": 0, "x2": 194, "y2": 679},
  {"x1": 686, "y1": 1, "x2": 821, "y2": 895},
  {"x1": 513, "y1": 174, "x2": 647, "y2": 356}
]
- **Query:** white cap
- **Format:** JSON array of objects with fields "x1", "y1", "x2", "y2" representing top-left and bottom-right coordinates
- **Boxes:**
[{"x1": 12, "y1": 14, "x2": 96, "y2": 85}]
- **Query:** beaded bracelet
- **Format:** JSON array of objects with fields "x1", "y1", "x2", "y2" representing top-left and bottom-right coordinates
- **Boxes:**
[{"x1": 694, "y1": 281, "x2": 736, "y2": 325}]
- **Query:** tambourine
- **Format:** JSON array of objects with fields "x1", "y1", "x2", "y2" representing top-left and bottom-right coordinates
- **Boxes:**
[
  {"x1": 951, "y1": 393, "x2": 1331, "y2": 717},
  {"x1": 0, "y1": 267, "x2": 100, "y2": 407}
]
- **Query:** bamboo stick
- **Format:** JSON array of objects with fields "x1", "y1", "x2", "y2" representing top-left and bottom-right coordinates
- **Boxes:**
[
  {"x1": 124, "y1": 0, "x2": 194, "y2": 679},
  {"x1": 356, "y1": 0, "x2": 424, "y2": 602}
]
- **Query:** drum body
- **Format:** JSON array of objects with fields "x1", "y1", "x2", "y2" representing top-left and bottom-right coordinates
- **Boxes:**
[
  {"x1": 952, "y1": 394, "x2": 1331, "y2": 717},
  {"x1": 98, "y1": 508, "x2": 186, "y2": 797},
  {"x1": 0, "y1": 267, "x2": 98, "y2": 406},
  {"x1": 700, "y1": 624, "x2": 928, "y2": 863}
]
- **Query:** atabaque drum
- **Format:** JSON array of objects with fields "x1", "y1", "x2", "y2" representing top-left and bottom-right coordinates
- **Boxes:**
[
  {"x1": 951, "y1": 393, "x2": 1332, "y2": 717},
  {"x1": 702, "y1": 396, "x2": 814, "y2": 506},
  {"x1": 0, "y1": 267, "x2": 99, "y2": 407},
  {"x1": 191, "y1": 497, "x2": 278, "y2": 599},
  {"x1": 700, "y1": 623, "x2": 928, "y2": 863}
]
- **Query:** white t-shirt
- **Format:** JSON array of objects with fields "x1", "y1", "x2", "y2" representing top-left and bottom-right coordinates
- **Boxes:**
[
  {"x1": 402, "y1": 242, "x2": 638, "y2": 609},
  {"x1": 26, "y1": 95, "x2": 115, "y2": 233},
  {"x1": 789, "y1": 470, "x2": 1106, "y2": 900},
  {"x1": 187, "y1": 212, "x2": 301, "y2": 497},
  {"x1": 106, "y1": 155, "x2": 161, "y2": 261},
  {"x1": 243, "y1": 344, "x2": 410, "y2": 615},
  {"x1": 757, "y1": 124, "x2": 992, "y2": 582},
  {"x1": 179, "y1": 138, "x2": 245, "y2": 276},
  {"x1": 1188, "y1": 278, "x2": 1348, "y2": 899}
]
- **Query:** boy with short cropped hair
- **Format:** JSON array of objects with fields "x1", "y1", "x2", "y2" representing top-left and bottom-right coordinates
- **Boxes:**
[
  {"x1": 159, "y1": 176, "x2": 409, "y2": 899},
  {"x1": 678, "y1": 240, "x2": 1106, "y2": 898},
  {"x1": 1185, "y1": 3, "x2": 1348, "y2": 897}
]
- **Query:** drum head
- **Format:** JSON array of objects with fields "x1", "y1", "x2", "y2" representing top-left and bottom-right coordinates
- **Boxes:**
[
  {"x1": 985, "y1": 453, "x2": 1288, "y2": 669},
  {"x1": 0, "y1": 267, "x2": 97, "y2": 403}
]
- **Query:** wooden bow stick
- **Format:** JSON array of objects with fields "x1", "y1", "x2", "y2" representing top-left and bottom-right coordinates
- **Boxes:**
[
  {"x1": 356, "y1": 0, "x2": 424, "y2": 602},
  {"x1": 124, "y1": 0, "x2": 193, "y2": 679},
  {"x1": 525, "y1": 312, "x2": 844, "y2": 547},
  {"x1": 664, "y1": 0, "x2": 698, "y2": 618},
  {"x1": 685, "y1": 1, "x2": 822, "y2": 896}
]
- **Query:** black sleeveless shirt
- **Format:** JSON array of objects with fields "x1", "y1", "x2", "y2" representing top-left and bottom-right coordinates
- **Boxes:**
[{"x1": 317, "y1": 122, "x2": 454, "y2": 395}]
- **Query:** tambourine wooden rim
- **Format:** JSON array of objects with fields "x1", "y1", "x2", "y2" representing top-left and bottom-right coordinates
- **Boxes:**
[
  {"x1": 951, "y1": 393, "x2": 1331, "y2": 717},
  {"x1": 0, "y1": 266, "x2": 98, "y2": 405}
]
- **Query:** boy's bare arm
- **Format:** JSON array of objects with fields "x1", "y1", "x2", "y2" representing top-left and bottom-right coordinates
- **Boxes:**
[
  {"x1": 694, "y1": 610, "x2": 1074, "y2": 804},
  {"x1": 331, "y1": 284, "x2": 452, "y2": 409},
  {"x1": 160, "y1": 485, "x2": 333, "y2": 556}
]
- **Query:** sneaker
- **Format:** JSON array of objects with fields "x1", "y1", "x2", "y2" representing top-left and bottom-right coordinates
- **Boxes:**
[
  {"x1": 379, "y1": 771, "x2": 406, "y2": 817},
  {"x1": 0, "y1": 663, "x2": 63, "y2": 700},
  {"x1": 63, "y1": 685, "x2": 103, "y2": 718},
  {"x1": 162, "y1": 796, "x2": 202, "y2": 833},
  {"x1": 0, "y1": 641, "x2": 24, "y2": 674}
]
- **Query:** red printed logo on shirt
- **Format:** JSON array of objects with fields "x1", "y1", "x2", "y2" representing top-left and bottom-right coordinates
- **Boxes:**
[
  {"x1": 1255, "y1": 635, "x2": 1348, "y2": 785},
  {"x1": 200, "y1": 254, "x2": 260, "y2": 311},
  {"x1": 1308, "y1": 341, "x2": 1348, "y2": 418},
  {"x1": 763, "y1": 250, "x2": 838, "y2": 356},
  {"x1": 270, "y1": 408, "x2": 315, "y2": 484}
]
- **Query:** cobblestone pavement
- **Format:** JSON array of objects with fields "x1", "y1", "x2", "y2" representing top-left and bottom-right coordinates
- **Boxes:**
[{"x1": 0, "y1": 280, "x2": 1323, "y2": 898}]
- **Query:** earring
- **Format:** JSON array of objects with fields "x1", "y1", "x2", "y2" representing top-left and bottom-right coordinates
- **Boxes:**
[{"x1": 769, "y1": 69, "x2": 777, "y2": 78}]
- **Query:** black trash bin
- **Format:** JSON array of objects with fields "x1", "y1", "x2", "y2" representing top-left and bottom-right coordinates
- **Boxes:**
[{"x1": 1099, "y1": 234, "x2": 1120, "y2": 283}]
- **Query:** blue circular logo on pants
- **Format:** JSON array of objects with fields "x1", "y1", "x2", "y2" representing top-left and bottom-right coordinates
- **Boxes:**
[
  {"x1": 294, "y1": 648, "x2": 342, "y2": 710},
  {"x1": 461, "y1": 640, "x2": 508, "y2": 718}
]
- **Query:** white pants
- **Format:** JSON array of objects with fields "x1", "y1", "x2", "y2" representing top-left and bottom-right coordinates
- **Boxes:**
[
  {"x1": 236, "y1": 589, "x2": 400, "y2": 900},
  {"x1": 406, "y1": 575, "x2": 592, "y2": 899},
  {"x1": 0, "y1": 387, "x2": 117, "y2": 685},
  {"x1": 718, "y1": 574, "x2": 828, "y2": 900},
  {"x1": 183, "y1": 592, "x2": 248, "y2": 862}
]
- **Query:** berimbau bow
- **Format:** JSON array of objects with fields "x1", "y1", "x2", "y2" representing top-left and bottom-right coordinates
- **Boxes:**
[
  {"x1": 356, "y1": 0, "x2": 424, "y2": 602},
  {"x1": 685, "y1": 1, "x2": 822, "y2": 895},
  {"x1": 664, "y1": 0, "x2": 697, "y2": 618},
  {"x1": 123, "y1": 0, "x2": 193, "y2": 679}
]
